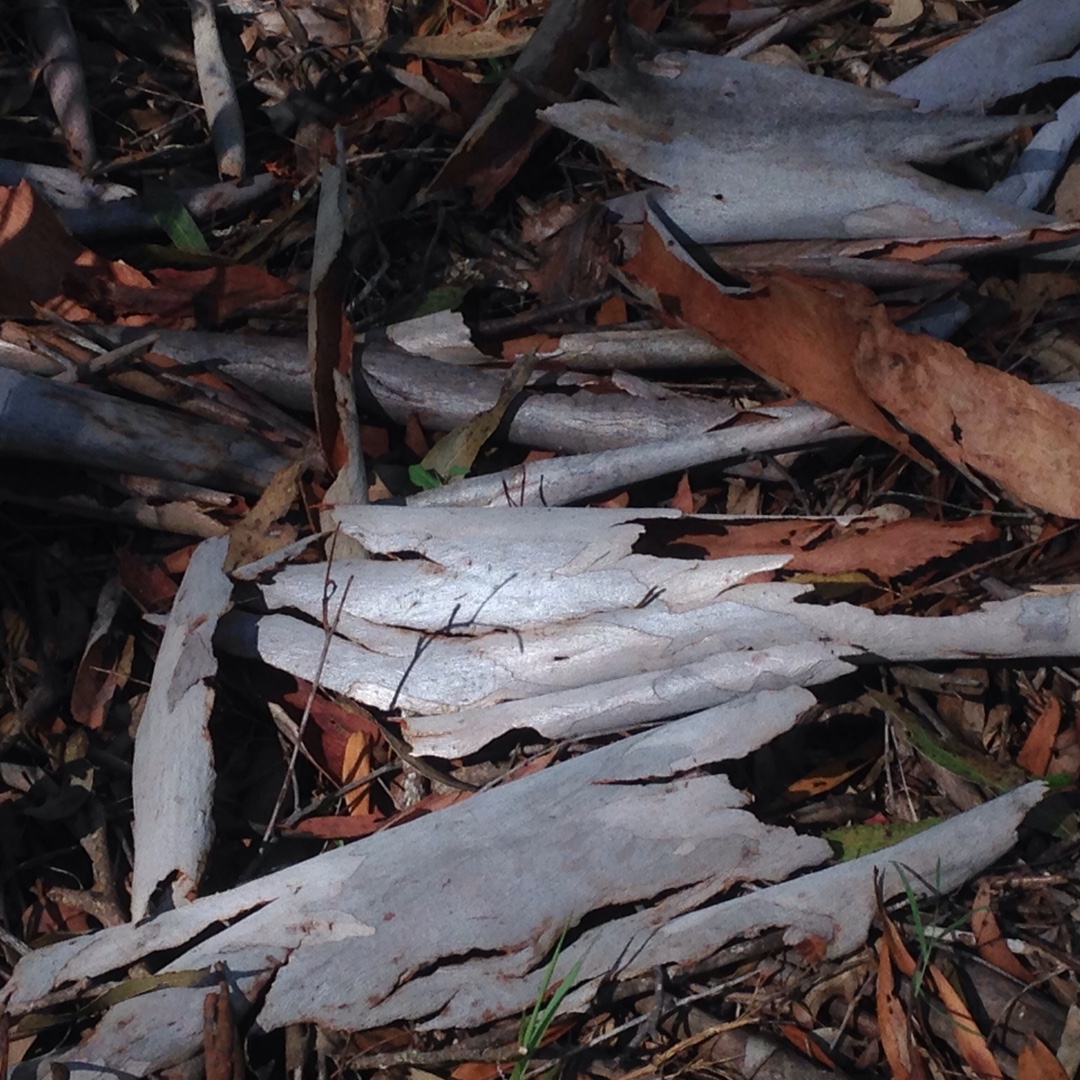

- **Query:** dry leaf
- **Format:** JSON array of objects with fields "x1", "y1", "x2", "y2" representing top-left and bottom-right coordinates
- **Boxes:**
[
  {"x1": 621, "y1": 213, "x2": 925, "y2": 463},
  {"x1": 670, "y1": 472, "x2": 694, "y2": 514},
  {"x1": 0, "y1": 181, "x2": 150, "y2": 319},
  {"x1": 854, "y1": 312, "x2": 1080, "y2": 517},
  {"x1": 1018, "y1": 1036, "x2": 1069, "y2": 1080},
  {"x1": 342, "y1": 728, "x2": 374, "y2": 815},
  {"x1": 421, "y1": 353, "x2": 536, "y2": 480},
  {"x1": 972, "y1": 879, "x2": 1033, "y2": 983},
  {"x1": 927, "y1": 964, "x2": 1003, "y2": 1079},
  {"x1": 403, "y1": 24, "x2": 533, "y2": 59},
  {"x1": 203, "y1": 967, "x2": 245, "y2": 1080},
  {"x1": 672, "y1": 516, "x2": 995, "y2": 578},
  {"x1": 1017, "y1": 695, "x2": 1061, "y2": 777},
  {"x1": 876, "y1": 938, "x2": 928, "y2": 1080},
  {"x1": 875, "y1": 0, "x2": 924, "y2": 30},
  {"x1": 624, "y1": 210, "x2": 1080, "y2": 517},
  {"x1": 788, "y1": 516, "x2": 998, "y2": 577},
  {"x1": 225, "y1": 459, "x2": 303, "y2": 573}
]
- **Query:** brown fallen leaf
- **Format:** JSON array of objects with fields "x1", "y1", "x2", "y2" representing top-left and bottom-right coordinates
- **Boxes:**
[
  {"x1": 203, "y1": 966, "x2": 245, "y2": 1080},
  {"x1": 928, "y1": 964, "x2": 1003, "y2": 1080},
  {"x1": 621, "y1": 212, "x2": 926, "y2": 462},
  {"x1": 672, "y1": 519, "x2": 831, "y2": 560},
  {"x1": 421, "y1": 352, "x2": 537, "y2": 481},
  {"x1": 876, "y1": 937, "x2": 929, "y2": 1080},
  {"x1": 1018, "y1": 1036, "x2": 1069, "y2": 1080},
  {"x1": 1016, "y1": 694, "x2": 1061, "y2": 778},
  {"x1": 853, "y1": 313, "x2": 1080, "y2": 518},
  {"x1": 788, "y1": 516, "x2": 998, "y2": 577},
  {"x1": 622, "y1": 209, "x2": 1080, "y2": 517},
  {"x1": 403, "y1": 24, "x2": 534, "y2": 59},
  {"x1": 0, "y1": 181, "x2": 149, "y2": 319},
  {"x1": 670, "y1": 471, "x2": 695, "y2": 514},
  {"x1": 971, "y1": 879, "x2": 1033, "y2": 983},
  {"x1": 671, "y1": 516, "x2": 996, "y2": 579},
  {"x1": 108, "y1": 264, "x2": 296, "y2": 326},
  {"x1": 224, "y1": 459, "x2": 303, "y2": 573}
]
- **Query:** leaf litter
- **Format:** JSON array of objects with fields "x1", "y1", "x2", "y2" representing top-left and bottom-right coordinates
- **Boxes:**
[{"x1": 2, "y1": 1, "x2": 1080, "y2": 1078}]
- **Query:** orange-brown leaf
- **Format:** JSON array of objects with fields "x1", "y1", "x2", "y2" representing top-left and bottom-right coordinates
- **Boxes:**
[
  {"x1": 788, "y1": 516, "x2": 998, "y2": 578},
  {"x1": 972, "y1": 880, "x2": 1033, "y2": 983},
  {"x1": 0, "y1": 181, "x2": 151, "y2": 319},
  {"x1": 876, "y1": 938, "x2": 927, "y2": 1080},
  {"x1": 624, "y1": 211, "x2": 1080, "y2": 517},
  {"x1": 670, "y1": 472, "x2": 695, "y2": 514},
  {"x1": 855, "y1": 306, "x2": 1080, "y2": 517},
  {"x1": 621, "y1": 216, "x2": 924, "y2": 461},
  {"x1": 1018, "y1": 1036, "x2": 1069, "y2": 1080},
  {"x1": 879, "y1": 911, "x2": 918, "y2": 979},
  {"x1": 927, "y1": 964, "x2": 1003, "y2": 1079},
  {"x1": 1017, "y1": 695, "x2": 1061, "y2": 778}
]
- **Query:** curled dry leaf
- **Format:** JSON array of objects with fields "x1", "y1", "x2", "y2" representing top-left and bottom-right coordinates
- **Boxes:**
[
  {"x1": 621, "y1": 210, "x2": 926, "y2": 463},
  {"x1": 853, "y1": 315, "x2": 1080, "y2": 518}
]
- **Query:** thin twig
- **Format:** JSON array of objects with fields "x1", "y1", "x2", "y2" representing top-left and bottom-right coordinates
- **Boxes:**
[
  {"x1": 188, "y1": 0, "x2": 246, "y2": 179},
  {"x1": 261, "y1": 531, "x2": 353, "y2": 845},
  {"x1": 26, "y1": 0, "x2": 97, "y2": 172}
]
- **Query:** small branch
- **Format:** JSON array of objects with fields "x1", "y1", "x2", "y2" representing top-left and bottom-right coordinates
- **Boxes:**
[
  {"x1": 188, "y1": 0, "x2": 246, "y2": 180},
  {"x1": 26, "y1": 0, "x2": 97, "y2": 172}
]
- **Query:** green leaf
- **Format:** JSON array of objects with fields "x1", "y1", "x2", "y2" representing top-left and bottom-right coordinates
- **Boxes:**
[
  {"x1": 510, "y1": 925, "x2": 582, "y2": 1080},
  {"x1": 144, "y1": 183, "x2": 210, "y2": 253},
  {"x1": 409, "y1": 464, "x2": 444, "y2": 490},
  {"x1": 868, "y1": 690, "x2": 1028, "y2": 795},
  {"x1": 824, "y1": 819, "x2": 940, "y2": 861},
  {"x1": 411, "y1": 285, "x2": 470, "y2": 318}
]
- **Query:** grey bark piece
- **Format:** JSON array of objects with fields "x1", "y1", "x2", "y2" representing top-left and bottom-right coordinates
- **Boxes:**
[
  {"x1": 0, "y1": 366, "x2": 294, "y2": 495},
  {"x1": 407, "y1": 404, "x2": 847, "y2": 507},
  {"x1": 92, "y1": 330, "x2": 739, "y2": 452},
  {"x1": 26, "y1": 0, "x2": 97, "y2": 171},
  {"x1": 59, "y1": 173, "x2": 279, "y2": 240},
  {"x1": 0, "y1": 159, "x2": 134, "y2": 208},
  {"x1": 543, "y1": 51, "x2": 1055, "y2": 244},
  {"x1": 990, "y1": 90, "x2": 1080, "y2": 211},
  {"x1": 130, "y1": 537, "x2": 232, "y2": 923},
  {"x1": 98, "y1": 327, "x2": 316, "y2": 411},
  {"x1": 227, "y1": 506, "x2": 1080, "y2": 756},
  {"x1": 550, "y1": 782, "x2": 1048, "y2": 1019},
  {"x1": 87, "y1": 326, "x2": 1080, "y2": 436},
  {"x1": 398, "y1": 644, "x2": 850, "y2": 756},
  {"x1": 258, "y1": 547, "x2": 781, "y2": 632},
  {"x1": 332, "y1": 503, "x2": 680, "y2": 560},
  {"x1": 6, "y1": 688, "x2": 829, "y2": 1076},
  {"x1": 224, "y1": 586, "x2": 799, "y2": 706},
  {"x1": 398, "y1": 582, "x2": 1080, "y2": 756},
  {"x1": 218, "y1": 610, "x2": 848, "y2": 722},
  {"x1": 7, "y1": 704, "x2": 1047, "y2": 1079},
  {"x1": 551, "y1": 327, "x2": 732, "y2": 370},
  {"x1": 888, "y1": 0, "x2": 1080, "y2": 112},
  {"x1": 359, "y1": 346, "x2": 738, "y2": 452}
]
